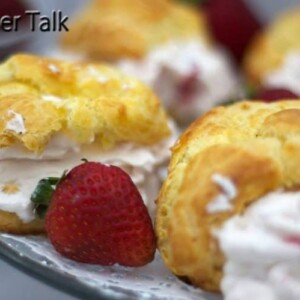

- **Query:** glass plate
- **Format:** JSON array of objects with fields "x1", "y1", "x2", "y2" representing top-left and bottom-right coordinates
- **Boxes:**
[{"x1": 0, "y1": 234, "x2": 221, "y2": 300}]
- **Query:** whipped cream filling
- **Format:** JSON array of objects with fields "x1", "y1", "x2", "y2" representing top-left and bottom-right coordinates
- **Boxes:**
[
  {"x1": 0, "y1": 133, "x2": 175, "y2": 223},
  {"x1": 0, "y1": 134, "x2": 80, "y2": 160},
  {"x1": 216, "y1": 190, "x2": 300, "y2": 300},
  {"x1": 117, "y1": 40, "x2": 239, "y2": 122},
  {"x1": 264, "y1": 52, "x2": 300, "y2": 96},
  {"x1": 207, "y1": 174, "x2": 237, "y2": 214}
]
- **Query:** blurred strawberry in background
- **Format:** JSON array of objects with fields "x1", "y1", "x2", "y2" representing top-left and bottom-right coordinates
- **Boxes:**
[
  {"x1": 179, "y1": 0, "x2": 262, "y2": 64},
  {"x1": 0, "y1": 0, "x2": 31, "y2": 60},
  {"x1": 0, "y1": 0, "x2": 28, "y2": 18},
  {"x1": 255, "y1": 88, "x2": 299, "y2": 103}
]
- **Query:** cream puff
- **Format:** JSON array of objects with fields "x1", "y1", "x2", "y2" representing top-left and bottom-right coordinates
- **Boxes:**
[
  {"x1": 244, "y1": 7, "x2": 300, "y2": 96},
  {"x1": 0, "y1": 54, "x2": 174, "y2": 234},
  {"x1": 55, "y1": 0, "x2": 239, "y2": 124},
  {"x1": 156, "y1": 100, "x2": 300, "y2": 299}
]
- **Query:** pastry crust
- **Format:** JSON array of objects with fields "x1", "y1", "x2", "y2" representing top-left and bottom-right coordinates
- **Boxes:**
[
  {"x1": 0, "y1": 211, "x2": 44, "y2": 235},
  {"x1": 61, "y1": 0, "x2": 210, "y2": 60},
  {"x1": 244, "y1": 8, "x2": 300, "y2": 85},
  {"x1": 0, "y1": 54, "x2": 171, "y2": 153},
  {"x1": 156, "y1": 100, "x2": 300, "y2": 291}
]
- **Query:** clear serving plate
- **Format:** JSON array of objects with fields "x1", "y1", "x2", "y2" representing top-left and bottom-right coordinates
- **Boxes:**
[{"x1": 0, "y1": 234, "x2": 221, "y2": 300}]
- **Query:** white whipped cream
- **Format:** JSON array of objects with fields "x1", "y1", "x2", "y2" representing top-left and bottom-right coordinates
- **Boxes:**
[
  {"x1": 207, "y1": 174, "x2": 237, "y2": 214},
  {"x1": 216, "y1": 190, "x2": 300, "y2": 300},
  {"x1": 0, "y1": 132, "x2": 175, "y2": 223},
  {"x1": 117, "y1": 40, "x2": 239, "y2": 123},
  {"x1": 5, "y1": 110, "x2": 26, "y2": 134},
  {"x1": 264, "y1": 52, "x2": 300, "y2": 96},
  {"x1": 0, "y1": 134, "x2": 80, "y2": 160}
]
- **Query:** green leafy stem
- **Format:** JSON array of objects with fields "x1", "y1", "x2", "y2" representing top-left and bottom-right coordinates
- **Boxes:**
[{"x1": 30, "y1": 171, "x2": 67, "y2": 219}]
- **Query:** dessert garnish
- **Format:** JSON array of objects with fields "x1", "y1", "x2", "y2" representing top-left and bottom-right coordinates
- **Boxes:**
[
  {"x1": 255, "y1": 88, "x2": 299, "y2": 102},
  {"x1": 203, "y1": 0, "x2": 261, "y2": 63},
  {"x1": 180, "y1": 0, "x2": 262, "y2": 63},
  {"x1": 0, "y1": 0, "x2": 28, "y2": 21},
  {"x1": 31, "y1": 171, "x2": 67, "y2": 219},
  {"x1": 228, "y1": 86, "x2": 299, "y2": 105},
  {"x1": 31, "y1": 161, "x2": 156, "y2": 267}
]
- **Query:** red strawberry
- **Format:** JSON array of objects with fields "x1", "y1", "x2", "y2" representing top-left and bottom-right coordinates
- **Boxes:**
[
  {"x1": 256, "y1": 88, "x2": 299, "y2": 103},
  {"x1": 203, "y1": 0, "x2": 261, "y2": 63},
  {"x1": 0, "y1": 0, "x2": 28, "y2": 18},
  {"x1": 31, "y1": 162, "x2": 156, "y2": 267},
  {"x1": 177, "y1": 68, "x2": 200, "y2": 103},
  {"x1": 286, "y1": 236, "x2": 300, "y2": 246}
]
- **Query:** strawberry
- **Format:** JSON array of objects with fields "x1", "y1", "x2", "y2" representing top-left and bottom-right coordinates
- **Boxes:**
[
  {"x1": 177, "y1": 68, "x2": 200, "y2": 104},
  {"x1": 256, "y1": 88, "x2": 299, "y2": 103},
  {"x1": 202, "y1": 0, "x2": 262, "y2": 63},
  {"x1": 286, "y1": 236, "x2": 300, "y2": 246},
  {"x1": 0, "y1": 0, "x2": 28, "y2": 18},
  {"x1": 31, "y1": 162, "x2": 156, "y2": 267}
]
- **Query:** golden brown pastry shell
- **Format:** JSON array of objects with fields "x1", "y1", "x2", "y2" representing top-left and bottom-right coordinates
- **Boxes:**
[
  {"x1": 244, "y1": 8, "x2": 300, "y2": 86},
  {"x1": 0, "y1": 211, "x2": 44, "y2": 234},
  {"x1": 0, "y1": 54, "x2": 171, "y2": 153},
  {"x1": 156, "y1": 100, "x2": 300, "y2": 291},
  {"x1": 61, "y1": 0, "x2": 211, "y2": 60}
]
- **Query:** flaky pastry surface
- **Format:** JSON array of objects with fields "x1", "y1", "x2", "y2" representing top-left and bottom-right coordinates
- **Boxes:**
[
  {"x1": 0, "y1": 211, "x2": 44, "y2": 235},
  {"x1": 244, "y1": 8, "x2": 300, "y2": 85},
  {"x1": 61, "y1": 0, "x2": 210, "y2": 60},
  {"x1": 0, "y1": 54, "x2": 170, "y2": 154},
  {"x1": 156, "y1": 100, "x2": 300, "y2": 291}
]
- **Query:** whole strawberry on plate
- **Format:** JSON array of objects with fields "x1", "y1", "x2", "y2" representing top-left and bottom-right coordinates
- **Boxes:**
[{"x1": 31, "y1": 161, "x2": 156, "y2": 267}]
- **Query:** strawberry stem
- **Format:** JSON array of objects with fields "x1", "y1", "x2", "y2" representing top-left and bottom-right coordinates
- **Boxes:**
[{"x1": 31, "y1": 171, "x2": 67, "y2": 219}]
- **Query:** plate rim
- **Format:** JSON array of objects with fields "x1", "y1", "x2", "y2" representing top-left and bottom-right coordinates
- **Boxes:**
[{"x1": 0, "y1": 235, "x2": 122, "y2": 300}]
